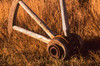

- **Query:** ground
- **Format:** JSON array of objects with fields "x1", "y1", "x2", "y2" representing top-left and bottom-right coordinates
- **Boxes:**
[{"x1": 0, "y1": 0, "x2": 100, "y2": 65}]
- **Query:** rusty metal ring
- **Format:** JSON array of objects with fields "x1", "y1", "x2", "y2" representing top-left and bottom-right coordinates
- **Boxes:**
[
  {"x1": 54, "y1": 35, "x2": 69, "y2": 44},
  {"x1": 49, "y1": 44, "x2": 61, "y2": 59},
  {"x1": 47, "y1": 37, "x2": 69, "y2": 59}
]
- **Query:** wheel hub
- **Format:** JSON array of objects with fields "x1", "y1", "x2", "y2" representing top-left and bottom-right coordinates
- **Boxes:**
[
  {"x1": 47, "y1": 36, "x2": 69, "y2": 59},
  {"x1": 47, "y1": 34, "x2": 83, "y2": 59}
]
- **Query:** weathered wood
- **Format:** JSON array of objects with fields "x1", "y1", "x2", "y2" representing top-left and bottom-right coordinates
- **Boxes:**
[
  {"x1": 18, "y1": 1, "x2": 56, "y2": 39},
  {"x1": 13, "y1": 26, "x2": 51, "y2": 43},
  {"x1": 8, "y1": 0, "x2": 20, "y2": 35},
  {"x1": 60, "y1": 0, "x2": 70, "y2": 36}
]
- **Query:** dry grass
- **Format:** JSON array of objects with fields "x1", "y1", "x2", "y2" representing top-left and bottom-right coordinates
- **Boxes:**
[{"x1": 0, "y1": 0, "x2": 100, "y2": 65}]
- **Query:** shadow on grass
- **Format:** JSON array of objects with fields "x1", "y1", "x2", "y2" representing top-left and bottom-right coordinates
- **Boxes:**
[{"x1": 81, "y1": 37, "x2": 100, "y2": 57}]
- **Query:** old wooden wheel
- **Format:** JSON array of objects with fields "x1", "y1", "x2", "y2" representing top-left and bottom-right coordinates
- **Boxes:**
[{"x1": 8, "y1": 0, "x2": 83, "y2": 60}]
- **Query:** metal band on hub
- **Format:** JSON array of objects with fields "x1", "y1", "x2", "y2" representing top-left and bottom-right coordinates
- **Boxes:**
[{"x1": 47, "y1": 37, "x2": 69, "y2": 59}]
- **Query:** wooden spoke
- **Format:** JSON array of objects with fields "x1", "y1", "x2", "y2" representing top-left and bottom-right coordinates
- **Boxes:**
[
  {"x1": 13, "y1": 26, "x2": 51, "y2": 43},
  {"x1": 60, "y1": 0, "x2": 70, "y2": 36},
  {"x1": 18, "y1": 0, "x2": 56, "y2": 38}
]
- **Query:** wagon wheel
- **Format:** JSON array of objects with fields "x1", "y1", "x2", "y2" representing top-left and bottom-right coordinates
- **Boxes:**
[{"x1": 8, "y1": 0, "x2": 83, "y2": 60}]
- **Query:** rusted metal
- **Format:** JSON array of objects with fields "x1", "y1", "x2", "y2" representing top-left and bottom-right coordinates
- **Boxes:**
[
  {"x1": 8, "y1": 0, "x2": 20, "y2": 35},
  {"x1": 54, "y1": 35, "x2": 69, "y2": 44},
  {"x1": 49, "y1": 44, "x2": 61, "y2": 58},
  {"x1": 47, "y1": 37, "x2": 69, "y2": 59},
  {"x1": 47, "y1": 34, "x2": 83, "y2": 59},
  {"x1": 60, "y1": 0, "x2": 70, "y2": 36},
  {"x1": 13, "y1": 26, "x2": 51, "y2": 43}
]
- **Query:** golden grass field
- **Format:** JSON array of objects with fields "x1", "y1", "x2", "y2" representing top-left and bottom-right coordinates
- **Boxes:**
[{"x1": 0, "y1": 0, "x2": 100, "y2": 65}]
